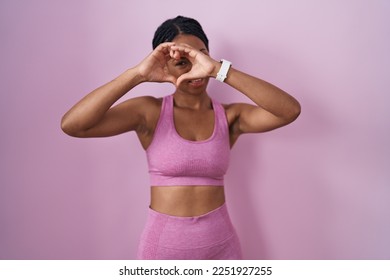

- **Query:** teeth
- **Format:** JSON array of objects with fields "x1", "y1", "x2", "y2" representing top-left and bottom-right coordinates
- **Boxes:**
[{"x1": 191, "y1": 79, "x2": 202, "y2": 83}]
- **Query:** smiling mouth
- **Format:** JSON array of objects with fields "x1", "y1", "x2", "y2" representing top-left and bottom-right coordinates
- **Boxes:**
[{"x1": 188, "y1": 78, "x2": 204, "y2": 86}]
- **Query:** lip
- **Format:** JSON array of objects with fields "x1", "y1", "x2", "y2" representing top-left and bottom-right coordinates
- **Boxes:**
[{"x1": 188, "y1": 78, "x2": 205, "y2": 87}]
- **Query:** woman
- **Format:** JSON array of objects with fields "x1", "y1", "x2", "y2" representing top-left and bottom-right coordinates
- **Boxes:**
[{"x1": 61, "y1": 16, "x2": 300, "y2": 259}]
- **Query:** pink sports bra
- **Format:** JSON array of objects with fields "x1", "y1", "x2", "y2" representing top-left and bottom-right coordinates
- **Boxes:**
[{"x1": 146, "y1": 94, "x2": 230, "y2": 186}]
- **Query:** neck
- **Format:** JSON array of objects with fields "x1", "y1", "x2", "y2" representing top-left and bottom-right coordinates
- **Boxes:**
[{"x1": 172, "y1": 92, "x2": 211, "y2": 110}]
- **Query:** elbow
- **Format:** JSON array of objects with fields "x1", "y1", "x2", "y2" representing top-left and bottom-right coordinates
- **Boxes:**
[
  {"x1": 286, "y1": 100, "x2": 301, "y2": 124},
  {"x1": 60, "y1": 117, "x2": 75, "y2": 137},
  {"x1": 292, "y1": 101, "x2": 301, "y2": 120},
  {"x1": 60, "y1": 116, "x2": 84, "y2": 137}
]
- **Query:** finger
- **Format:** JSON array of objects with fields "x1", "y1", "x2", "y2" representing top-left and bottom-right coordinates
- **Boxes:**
[
  {"x1": 164, "y1": 75, "x2": 177, "y2": 85},
  {"x1": 155, "y1": 42, "x2": 176, "y2": 56},
  {"x1": 156, "y1": 42, "x2": 176, "y2": 50},
  {"x1": 163, "y1": 66, "x2": 177, "y2": 84},
  {"x1": 169, "y1": 49, "x2": 174, "y2": 58},
  {"x1": 169, "y1": 49, "x2": 181, "y2": 60},
  {"x1": 170, "y1": 44, "x2": 195, "y2": 54},
  {"x1": 176, "y1": 75, "x2": 185, "y2": 86},
  {"x1": 167, "y1": 76, "x2": 177, "y2": 85},
  {"x1": 170, "y1": 46, "x2": 198, "y2": 61},
  {"x1": 176, "y1": 72, "x2": 193, "y2": 86},
  {"x1": 170, "y1": 43, "x2": 193, "y2": 50}
]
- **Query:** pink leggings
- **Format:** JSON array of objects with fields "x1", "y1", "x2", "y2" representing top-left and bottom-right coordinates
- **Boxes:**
[{"x1": 137, "y1": 203, "x2": 242, "y2": 260}]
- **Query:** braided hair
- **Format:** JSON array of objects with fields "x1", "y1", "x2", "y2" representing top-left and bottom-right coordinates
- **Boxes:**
[{"x1": 152, "y1": 16, "x2": 209, "y2": 51}]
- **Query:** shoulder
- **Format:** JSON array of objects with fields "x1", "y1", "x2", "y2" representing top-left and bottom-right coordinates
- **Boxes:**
[
  {"x1": 221, "y1": 102, "x2": 256, "y2": 126},
  {"x1": 117, "y1": 95, "x2": 163, "y2": 117},
  {"x1": 125, "y1": 95, "x2": 162, "y2": 108},
  {"x1": 139, "y1": 95, "x2": 163, "y2": 117},
  {"x1": 112, "y1": 95, "x2": 163, "y2": 128}
]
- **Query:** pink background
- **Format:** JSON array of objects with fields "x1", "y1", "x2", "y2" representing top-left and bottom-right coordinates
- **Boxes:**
[{"x1": 1, "y1": 0, "x2": 389, "y2": 259}]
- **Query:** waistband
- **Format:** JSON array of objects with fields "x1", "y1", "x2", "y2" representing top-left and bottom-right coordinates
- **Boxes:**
[
  {"x1": 148, "y1": 202, "x2": 228, "y2": 220},
  {"x1": 142, "y1": 203, "x2": 236, "y2": 249},
  {"x1": 150, "y1": 174, "x2": 224, "y2": 187}
]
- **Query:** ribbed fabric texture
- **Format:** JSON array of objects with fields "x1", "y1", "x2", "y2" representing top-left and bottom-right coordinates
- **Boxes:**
[
  {"x1": 146, "y1": 94, "x2": 230, "y2": 186},
  {"x1": 137, "y1": 203, "x2": 242, "y2": 260}
]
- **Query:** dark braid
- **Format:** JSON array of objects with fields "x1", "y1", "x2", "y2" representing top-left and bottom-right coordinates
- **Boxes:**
[{"x1": 152, "y1": 16, "x2": 209, "y2": 51}]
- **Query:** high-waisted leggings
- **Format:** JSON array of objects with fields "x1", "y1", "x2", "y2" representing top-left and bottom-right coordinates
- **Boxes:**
[{"x1": 137, "y1": 203, "x2": 242, "y2": 260}]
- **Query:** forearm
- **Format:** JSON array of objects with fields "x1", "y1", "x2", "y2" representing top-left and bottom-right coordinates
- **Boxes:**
[
  {"x1": 61, "y1": 67, "x2": 144, "y2": 134},
  {"x1": 221, "y1": 66, "x2": 301, "y2": 121}
]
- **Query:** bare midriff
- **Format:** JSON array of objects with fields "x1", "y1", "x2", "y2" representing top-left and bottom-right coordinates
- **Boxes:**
[{"x1": 150, "y1": 186, "x2": 225, "y2": 217}]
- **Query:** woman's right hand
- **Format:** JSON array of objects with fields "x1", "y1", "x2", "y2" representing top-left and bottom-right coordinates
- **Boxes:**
[
  {"x1": 61, "y1": 42, "x2": 177, "y2": 138},
  {"x1": 136, "y1": 42, "x2": 177, "y2": 84}
]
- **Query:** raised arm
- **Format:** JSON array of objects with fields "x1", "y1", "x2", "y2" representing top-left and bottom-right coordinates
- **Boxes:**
[
  {"x1": 169, "y1": 44, "x2": 301, "y2": 144},
  {"x1": 61, "y1": 42, "x2": 176, "y2": 138},
  {"x1": 222, "y1": 67, "x2": 301, "y2": 135}
]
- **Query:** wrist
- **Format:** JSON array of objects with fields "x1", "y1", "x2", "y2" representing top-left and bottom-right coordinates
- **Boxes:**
[
  {"x1": 210, "y1": 60, "x2": 222, "y2": 78},
  {"x1": 130, "y1": 66, "x2": 148, "y2": 84},
  {"x1": 114, "y1": 67, "x2": 147, "y2": 90},
  {"x1": 213, "y1": 59, "x2": 232, "y2": 82}
]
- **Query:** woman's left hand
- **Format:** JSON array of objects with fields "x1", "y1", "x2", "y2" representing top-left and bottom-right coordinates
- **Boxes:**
[{"x1": 169, "y1": 44, "x2": 219, "y2": 86}]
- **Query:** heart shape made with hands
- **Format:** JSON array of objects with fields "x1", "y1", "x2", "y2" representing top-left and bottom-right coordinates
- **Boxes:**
[
  {"x1": 138, "y1": 42, "x2": 216, "y2": 86},
  {"x1": 167, "y1": 44, "x2": 216, "y2": 86}
]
